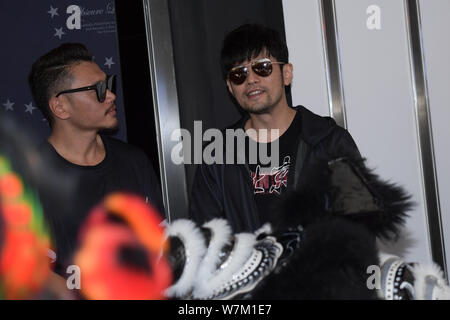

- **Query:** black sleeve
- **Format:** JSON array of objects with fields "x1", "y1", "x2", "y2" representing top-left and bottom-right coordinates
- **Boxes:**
[
  {"x1": 189, "y1": 163, "x2": 224, "y2": 225},
  {"x1": 329, "y1": 126, "x2": 362, "y2": 160},
  {"x1": 142, "y1": 155, "x2": 166, "y2": 218},
  {"x1": 125, "y1": 142, "x2": 166, "y2": 217}
]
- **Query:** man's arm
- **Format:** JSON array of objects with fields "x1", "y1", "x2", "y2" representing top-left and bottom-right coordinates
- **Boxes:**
[
  {"x1": 143, "y1": 157, "x2": 166, "y2": 217},
  {"x1": 130, "y1": 145, "x2": 166, "y2": 217},
  {"x1": 329, "y1": 126, "x2": 362, "y2": 160},
  {"x1": 189, "y1": 163, "x2": 224, "y2": 225}
]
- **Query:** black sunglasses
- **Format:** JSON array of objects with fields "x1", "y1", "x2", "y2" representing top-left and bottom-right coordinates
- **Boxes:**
[
  {"x1": 228, "y1": 58, "x2": 285, "y2": 85},
  {"x1": 56, "y1": 74, "x2": 116, "y2": 103}
]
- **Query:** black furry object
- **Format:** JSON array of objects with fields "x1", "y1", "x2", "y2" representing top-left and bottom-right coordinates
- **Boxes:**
[
  {"x1": 251, "y1": 217, "x2": 380, "y2": 300},
  {"x1": 168, "y1": 236, "x2": 186, "y2": 284},
  {"x1": 118, "y1": 244, "x2": 152, "y2": 273},
  {"x1": 329, "y1": 158, "x2": 413, "y2": 241},
  {"x1": 273, "y1": 157, "x2": 413, "y2": 242},
  {"x1": 249, "y1": 157, "x2": 411, "y2": 299}
]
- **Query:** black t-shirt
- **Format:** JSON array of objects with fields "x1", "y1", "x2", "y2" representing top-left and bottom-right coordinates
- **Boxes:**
[
  {"x1": 246, "y1": 111, "x2": 302, "y2": 224},
  {"x1": 37, "y1": 135, "x2": 164, "y2": 275}
]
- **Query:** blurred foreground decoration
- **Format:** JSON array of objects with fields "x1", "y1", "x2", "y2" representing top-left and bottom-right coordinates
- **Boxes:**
[
  {"x1": 163, "y1": 157, "x2": 450, "y2": 300},
  {"x1": 74, "y1": 193, "x2": 172, "y2": 300},
  {"x1": 0, "y1": 155, "x2": 51, "y2": 299},
  {"x1": 0, "y1": 115, "x2": 172, "y2": 299}
]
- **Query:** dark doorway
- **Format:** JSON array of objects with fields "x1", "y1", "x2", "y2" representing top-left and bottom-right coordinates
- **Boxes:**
[
  {"x1": 115, "y1": 0, "x2": 161, "y2": 181},
  {"x1": 168, "y1": 0, "x2": 288, "y2": 195},
  {"x1": 115, "y1": 0, "x2": 288, "y2": 207}
]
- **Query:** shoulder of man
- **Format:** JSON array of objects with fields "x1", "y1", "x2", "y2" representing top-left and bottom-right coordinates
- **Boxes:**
[
  {"x1": 36, "y1": 139, "x2": 53, "y2": 157},
  {"x1": 224, "y1": 113, "x2": 249, "y2": 131},
  {"x1": 35, "y1": 140, "x2": 74, "y2": 174},
  {"x1": 102, "y1": 135, "x2": 148, "y2": 159},
  {"x1": 294, "y1": 105, "x2": 341, "y2": 146},
  {"x1": 294, "y1": 105, "x2": 361, "y2": 160},
  {"x1": 191, "y1": 114, "x2": 249, "y2": 157},
  {"x1": 102, "y1": 136, "x2": 163, "y2": 192}
]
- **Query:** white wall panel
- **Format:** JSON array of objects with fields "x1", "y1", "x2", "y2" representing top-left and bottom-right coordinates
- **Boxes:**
[
  {"x1": 334, "y1": 0, "x2": 431, "y2": 263},
  {"x1": 283, "y1": 0, "x2": 433, "y2": 264},
  {"x1": 282, "y1": 0, "x2": 329, "y2": 116},
  {"x1": 419, "y1": 0, "x2": 450, "y2": 272}
]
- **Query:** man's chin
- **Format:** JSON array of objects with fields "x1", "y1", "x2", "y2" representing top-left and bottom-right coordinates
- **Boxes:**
[
  {"x1": 244, "y1": 105, "x2": 273, "y2": 115},
  {"x1": 100, "y1": 122, "x2": 119, "y2": 133}
]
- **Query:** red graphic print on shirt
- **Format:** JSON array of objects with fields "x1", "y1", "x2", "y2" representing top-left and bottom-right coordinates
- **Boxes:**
[{"x1": 251, "y1": 156, "x2": 290, "y2": 195}]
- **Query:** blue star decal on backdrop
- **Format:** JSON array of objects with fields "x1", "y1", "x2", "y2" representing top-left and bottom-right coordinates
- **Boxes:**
[
  {"x1": 104, "y1": 57, "x2": 115, "y2": 69},
  {"x1": 54, "y1": 27, "x2": 66, "y2": 39},
  {"x1": 3, "y1": 99, "x2": 15, "y2": 111},
  {"x1": 24, "y1": 102, "x2": 37, "y2": 114},
  {"x1": 1, "y1": 0, "x2": 127, "y2": 144},
  {"x1": 47, "y1": 6, "x2": 59, "y2": 18}
]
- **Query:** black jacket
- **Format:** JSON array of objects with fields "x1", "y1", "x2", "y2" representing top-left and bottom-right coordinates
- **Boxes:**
[{"x1": 189, "y1": 105, "x2": 360, "y2": 232}]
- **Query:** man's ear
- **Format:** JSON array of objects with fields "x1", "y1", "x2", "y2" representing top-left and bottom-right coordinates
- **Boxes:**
[
  {"x1": 282, "y1": 63, "x2": 293, "y2": 86},
  {"x1": 48, "y1": 95, "x2": 70, "y2": 120},
  {"x1": 226, "y1": 79, "x2": 235, "y2": 96}
]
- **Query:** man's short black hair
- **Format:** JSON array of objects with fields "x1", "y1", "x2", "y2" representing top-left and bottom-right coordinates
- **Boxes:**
[
  {"x1": 220, "y1": 23, "x2": 289, "y2": 80},
  {"x1": 28, "y1": 43, "x2": 93, "y2": 126}
]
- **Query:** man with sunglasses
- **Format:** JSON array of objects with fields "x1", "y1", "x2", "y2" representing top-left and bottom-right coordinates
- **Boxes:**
[
  {"x1": 190, "y1": 24, "x2": 361, "y2": 233},
  {"x1": 28, "y1": 43, "x2": 164, "y2": 277}
]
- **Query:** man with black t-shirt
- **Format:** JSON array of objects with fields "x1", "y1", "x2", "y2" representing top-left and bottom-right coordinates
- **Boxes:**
[
  {"x1": 28, "y1": 43, "x2": 164, "y2": 276},
  {"x1": 189, "y1": 24, "x2": 361, "y2": 232}
]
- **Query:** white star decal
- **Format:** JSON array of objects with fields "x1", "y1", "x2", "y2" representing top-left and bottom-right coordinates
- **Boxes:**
[
  {"x1": 2, "y1": 99, "x2": 15, "y2": 111},
  {"x1": 54, "y1": 27, "x2": 66, "y2": 40},
  {"x1": 104, "y1": 57, "x2": 115, "y2": 69},
  {"x1": 48, "y1": 6, "x2": 59, "y2": 18},
  {"x1": 24, "y1": 102, "x2": 37, "y2": 114}
]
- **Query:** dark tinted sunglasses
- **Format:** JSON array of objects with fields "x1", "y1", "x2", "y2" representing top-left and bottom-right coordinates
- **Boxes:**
[
  {"x1": 228, "y1": 58, "x2": 285, "y2": 85},
  {"x1": 56, "y1": 74, "x2": 116, "y2": 103}
]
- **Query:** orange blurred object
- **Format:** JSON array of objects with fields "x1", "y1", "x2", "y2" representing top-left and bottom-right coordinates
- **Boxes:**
[
  {"x1": 2, "y1": 202, "x2": 32, "y2": 227},
  {"x1": 0, "y1": 230, "x2": 50, "y2": 299},
  {"x1": 0, "y1": 156, "x2": 51, "y2": 300},
  {"x1": 105, "y1": 194, "x2": 167, "y2": 253},
  {"x1": 0, "y1": 173, "x2": 23, "y2": 199},
  {"x1": 74, "y1": 193, "x2": 172, "y2": 300},
  {"x1": 76, "y1": 224, "x2": 171, "y2": 299}
]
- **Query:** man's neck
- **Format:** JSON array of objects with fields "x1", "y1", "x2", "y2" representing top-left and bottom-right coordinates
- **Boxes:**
[
  {"x1": 48, "y1": 126, "x2": 106, "y2": 166},
  {"x1": 245, "y1": 103, "x2": 296, "y2": 143}
]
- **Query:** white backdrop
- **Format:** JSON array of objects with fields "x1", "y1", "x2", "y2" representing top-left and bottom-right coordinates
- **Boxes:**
[{"x1": 283, "y1": 0, "x2": 449, "y2": 265}]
